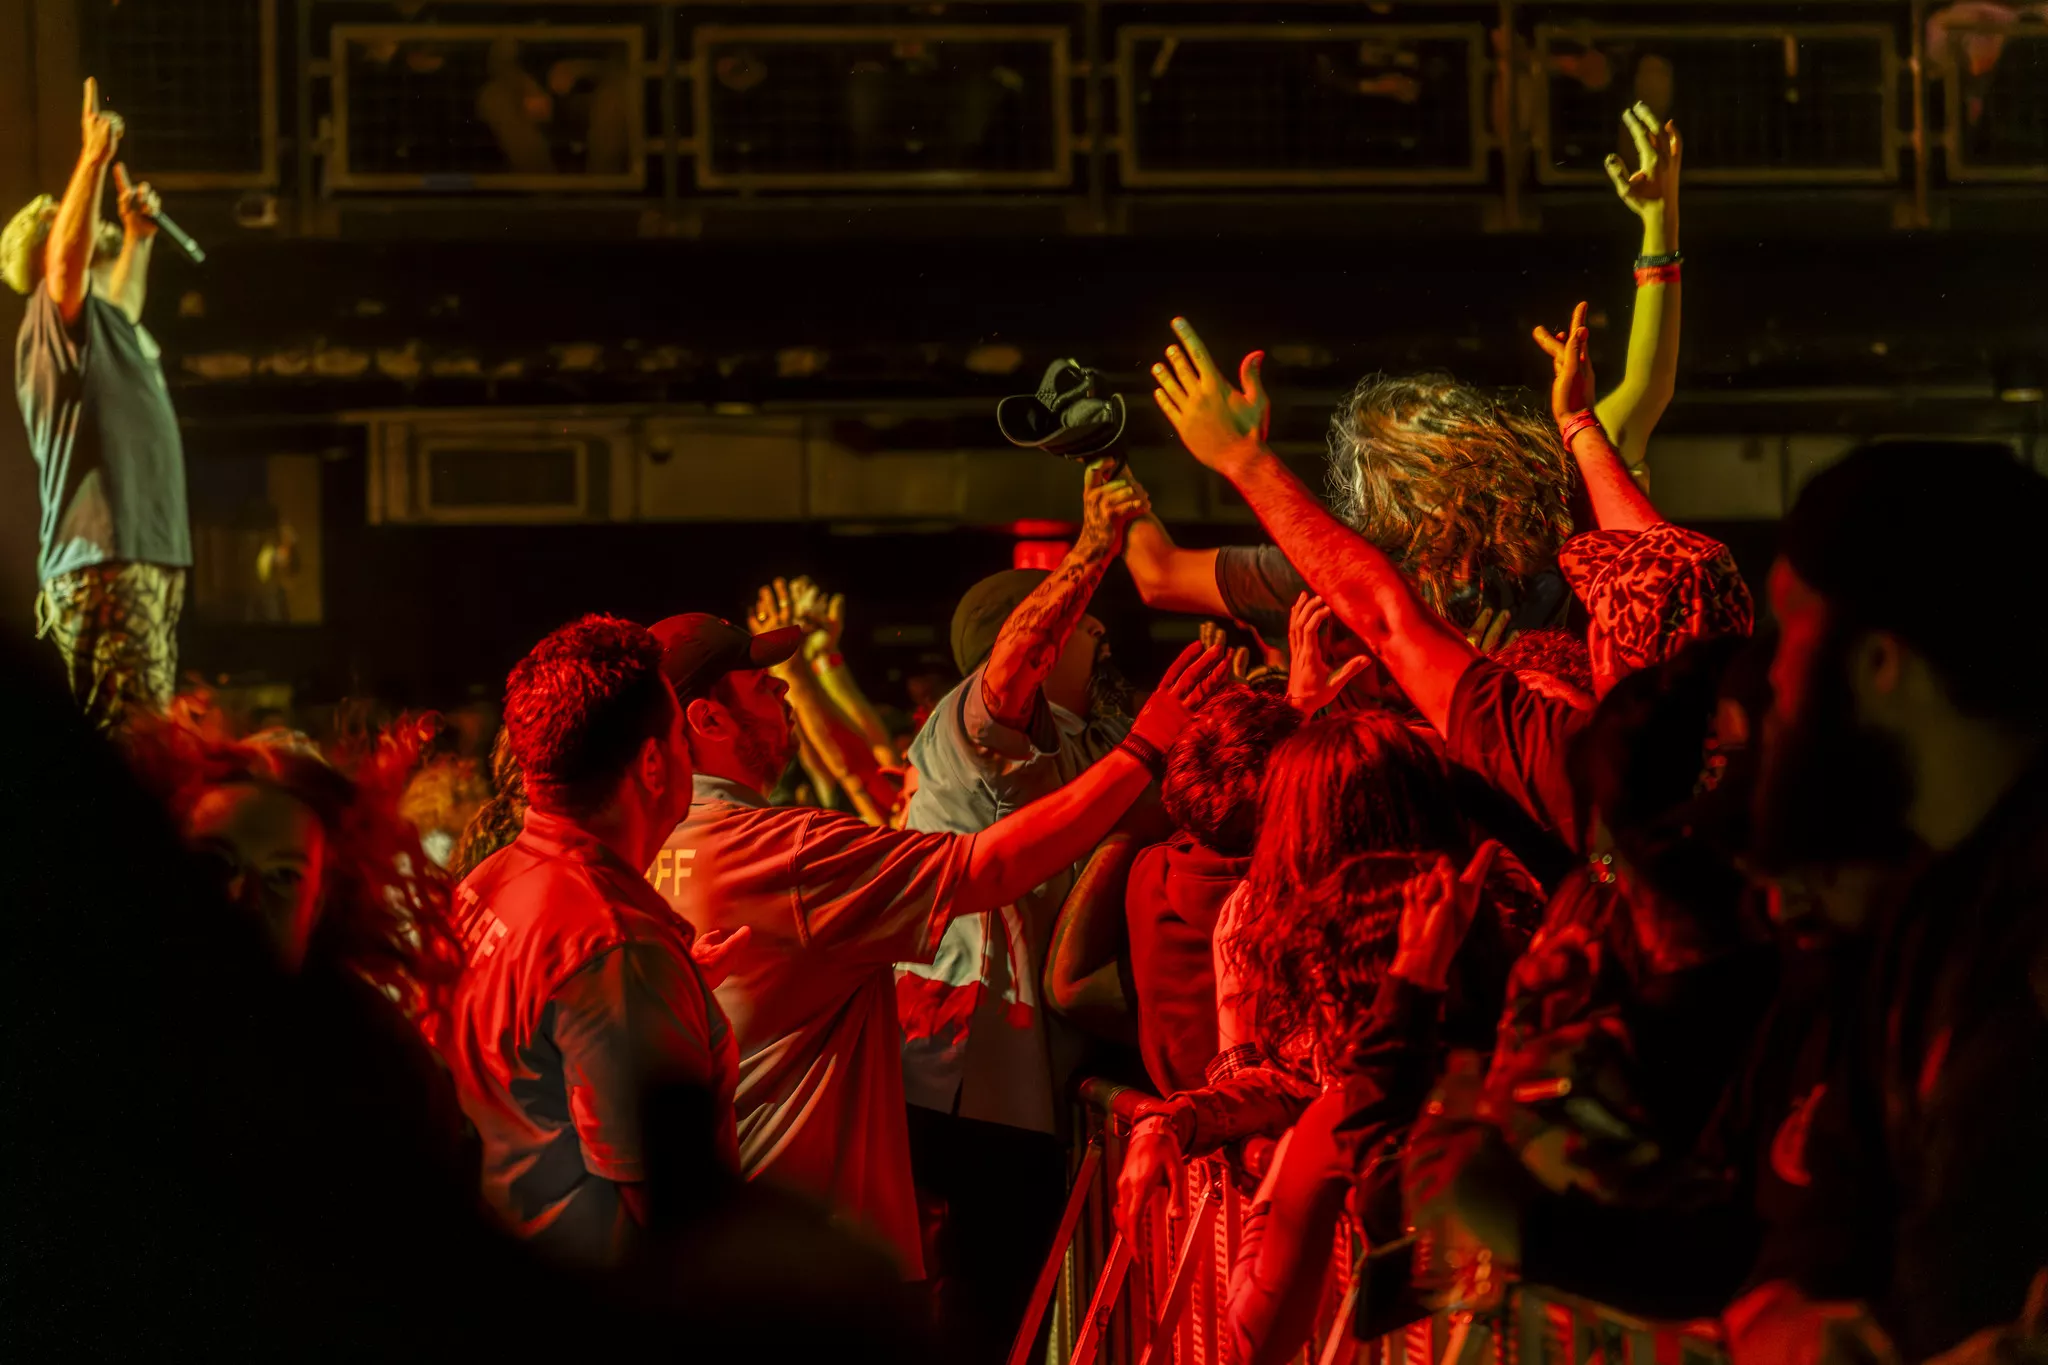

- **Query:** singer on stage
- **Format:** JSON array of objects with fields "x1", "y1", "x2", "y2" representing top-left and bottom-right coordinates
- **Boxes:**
[{"x1": 6, "y1": 78, "x2": 190, "y2": 730}]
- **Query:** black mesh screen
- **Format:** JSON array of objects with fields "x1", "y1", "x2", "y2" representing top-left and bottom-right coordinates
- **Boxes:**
[
  {"x1": 1125, "y1": 32, "x2": 1478, "y2": 177},
  {"x1": 701, "y1": 34, "x2": 1063, "y2": 180},
  {"x1": 339, "y1": 30, "x2": 643, "y2": 184},
  {"x1": 84, "y1": 0, "x2": 269, "y2": 178},
  {"x1": 1545, "y1": 31, "x2": 1889, "y2": 177},
  {"x1": 1949, "y1": 32, "x2": 2048, "y2": 171}
]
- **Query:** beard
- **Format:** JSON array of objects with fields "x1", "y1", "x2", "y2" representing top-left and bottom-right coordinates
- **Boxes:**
[
  {"x1": 1087, "y1": 652, "x2": 1137, "y2": 722},
  {"x1": 1750, "y1": 629, "x2": 1916, "y2": 875},
  {"x1": 736, "y1": 711, "x2": 797, "y2": 789}
]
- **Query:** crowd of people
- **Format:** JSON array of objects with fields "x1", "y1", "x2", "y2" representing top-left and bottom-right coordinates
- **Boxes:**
[{"x1": 10, "y1": 82, "x2": 2048, "y2": 1365}]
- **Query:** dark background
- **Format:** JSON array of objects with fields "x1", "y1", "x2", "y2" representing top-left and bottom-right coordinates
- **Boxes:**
[{"x1": 3, "y1": 0, "x2": 2044, "y2": 718}]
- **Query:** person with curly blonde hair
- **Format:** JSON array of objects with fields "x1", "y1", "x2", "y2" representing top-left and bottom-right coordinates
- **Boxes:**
[{"x1": 1121, "y1": 107, "x2": 1685, "y2": 650}]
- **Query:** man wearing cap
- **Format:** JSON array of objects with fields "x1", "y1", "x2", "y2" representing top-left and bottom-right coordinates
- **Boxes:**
[
  {"x1": 645, "y1": 611, "x2": 1224, "y2": 1291},
  {"x1": 440, "y1": 614, "x2": 741, "y2": 1266},
  {"x1": 886, "y1": 460, "x2": 1150, "y2": 1351}
]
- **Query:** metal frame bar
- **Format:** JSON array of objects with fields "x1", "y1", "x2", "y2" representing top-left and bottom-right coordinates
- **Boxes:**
[
  {"x1": 1012, "y1": 1139, "x2": 1106, "y2": 1365},
  {"x1": 1070, "y1": 1231, "x2": 1136, "y2": 1365},
  {"x1": 1135, "y1": 1182, "x2": 1220, "y2": 1365},
  {"x1": 1938, "y1": 22, "x2": 2048, "y2": 183},
  {"x1": 327, "y1": 22, "x2": 649, "y2": 192},
  {"x1": 1114, "y1": 23, "x2": 1491, "y2": 189},
  {"x1": 1531, "y1": 21, "x2": 1903, "y2": 185},
  {"x1": 690, "y1": 24, "x2": 1073, "y2": 191}
]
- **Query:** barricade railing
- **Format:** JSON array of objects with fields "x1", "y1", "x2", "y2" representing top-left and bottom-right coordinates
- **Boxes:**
[{"x1": 1013, "y1": 1077, "x2": 1731, "y2": 1365}]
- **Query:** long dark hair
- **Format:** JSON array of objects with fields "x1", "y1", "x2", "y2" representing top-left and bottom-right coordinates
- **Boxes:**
[
  {"x1": 126, "y1": 713, "x2": 465, "y2": 1026},
  {"x1": 1230, "y1": 710, "x2": 1473, "y2": 1069}
]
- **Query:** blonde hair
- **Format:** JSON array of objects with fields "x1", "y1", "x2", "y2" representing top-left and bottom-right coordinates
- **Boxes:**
[
  {"x1": 1326, "y1": 373, "x2": 1576, "y2": 629},
  {"x1": 2, "y1": 195, "x2": 56, "y2": 295}
]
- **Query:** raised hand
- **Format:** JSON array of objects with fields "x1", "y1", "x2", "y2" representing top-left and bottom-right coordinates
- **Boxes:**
[
  {"x1": 787, "y1": 575, "x2": 845, "y2": 654},
  {"x1": 1198, "y1": 620, "x2": 1254, "y2": 683},
  {"x1": 1605, "y1": 103, "x2": 1681, "y2": 228},
  {"x1": 1286, "y1": 592, "x2": 1372, "y2": 715},
  {"x1": 1464, "y1": 605, "x2": 1518, "y2": 655},
  {"x1": 82, "y1": 77, "x2": 124, "y2": 165},
  {"x1": 1152, "y1": 317, "x2": 1269, "y2": 472},
  {"x1": 1532, "y1": 301, "x2": 1595, "y2": 428},
  {"x1": 1076, "y1": 457, "x2": 1151, "y2": 560},
  {"x1": 1127, "y1": 639, "x2": 1231, "y2": 754},
  {"x1": 1391, "y1": 842, "x2": 1503, "y2": 991},
  {"x1": 751, "y1": 579, "x2": 798, "y2": 635},
  {"x1": 111, "y1": 164, "x2": 159, "y2": 239}
]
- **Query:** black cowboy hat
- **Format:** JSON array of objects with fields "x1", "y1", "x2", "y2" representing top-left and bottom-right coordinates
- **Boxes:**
[{"x1": 996, "y1": 358, "x2": 1128, "y2": 465}]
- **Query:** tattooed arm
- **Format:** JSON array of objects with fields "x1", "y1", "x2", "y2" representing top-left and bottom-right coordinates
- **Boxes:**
[
  {"x1": 1150, "y1": 318, "x2": 1477, "y2": 738},
  {"x1": 980, "y1": 458, "x2": 1150, "y2": 731}
]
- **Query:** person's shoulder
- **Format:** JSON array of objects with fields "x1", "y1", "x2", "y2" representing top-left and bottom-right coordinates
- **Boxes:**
[{"x1": 477, "y1": 850, "x2": 658, "y2": 960}]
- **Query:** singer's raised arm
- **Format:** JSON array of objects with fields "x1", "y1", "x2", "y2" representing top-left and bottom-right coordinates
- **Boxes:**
[{"x1": 47, "y1": 78, "x2": 123, "y2": 326}]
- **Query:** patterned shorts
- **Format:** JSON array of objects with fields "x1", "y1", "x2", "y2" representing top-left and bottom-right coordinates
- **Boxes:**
[{"x1": 35, "y1": 561, "x2": 186, "y2": 731}]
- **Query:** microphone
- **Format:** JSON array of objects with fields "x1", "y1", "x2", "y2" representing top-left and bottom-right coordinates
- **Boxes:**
[{"x1": 146, "y1": 209, "x2": 205, "y2": 265}]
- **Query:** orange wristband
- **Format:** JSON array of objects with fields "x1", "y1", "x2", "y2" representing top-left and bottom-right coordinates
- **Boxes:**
[{"x1": 1559, "y1": 410, "x2": 1606, "y2": 448}]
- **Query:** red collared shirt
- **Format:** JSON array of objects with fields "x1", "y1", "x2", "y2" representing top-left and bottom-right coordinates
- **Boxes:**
[
  {"x1": 653, "y1": 774, "x2": 973, "y2": 1278},
  {"x1": 441, "y1": 808, "x2": 737, "y2": 1265}
]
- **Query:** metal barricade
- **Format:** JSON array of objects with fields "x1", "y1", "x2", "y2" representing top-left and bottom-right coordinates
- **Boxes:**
[{"x1": 1017, "y1": 1077, "x2": 1731, "y2": 1365}]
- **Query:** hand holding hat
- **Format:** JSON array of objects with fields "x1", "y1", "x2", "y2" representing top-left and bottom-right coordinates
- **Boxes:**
[{"x1": 1076, "y1": 458, "x2": 1151, "y2": 561}]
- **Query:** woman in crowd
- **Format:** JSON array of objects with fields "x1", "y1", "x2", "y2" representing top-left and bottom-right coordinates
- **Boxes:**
[
  {"x1": 1115, "y1": 710, "x2": 1542, "y2": 1354},
  {"x1": 127, "y1": 716, "x2": 477, "y2": 1186}
]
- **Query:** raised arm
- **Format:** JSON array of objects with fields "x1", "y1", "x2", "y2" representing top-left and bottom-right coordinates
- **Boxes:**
[
  {"x1": 980, "y1": 459, "x2": 1148, "y2": 730},
  {"x1": 753, "y1": 581, "x2": 888, "y2": 823},
  {"x1": 101, "y1": 164, "x2": 159, "y2": 326},
  {"x1": 1150, "y1": 319, "x2": 1478, "y2": 737},
  {"x1": 955, "y1": 641, "x2": 1229, "y2": 914},
  {"x1": 1536, "y1": 301, "x2": 1660, "y2": 534},
  {"x1": 1593, "y1": 106, "x2": 1682, "y2": 480},
  {"x1": 47, "y1": 79, "x2": 124, "y2": 325},
  {"x1": 1121, "y1": 505, "x2": 1228, "y2": 616},
  {"x1": 788, "y1": 577, "x2": 898, "y2": 767}
]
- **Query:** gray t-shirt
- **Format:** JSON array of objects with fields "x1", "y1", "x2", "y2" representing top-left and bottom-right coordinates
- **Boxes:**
[
  {"x1": 1215, "y1": 543, "x2": 1307, "y2": 642},
  {"x1": 16, "y1": 283, "x2": 189, "y2": 581},
  {"x1": 895, "y1": 664, "x2": 1130, "y2": 1132}
]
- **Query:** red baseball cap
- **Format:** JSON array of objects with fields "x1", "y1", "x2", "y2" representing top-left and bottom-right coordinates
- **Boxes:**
[{"x1": 650, "y1": 613, "x2": 803, "y2": 701}]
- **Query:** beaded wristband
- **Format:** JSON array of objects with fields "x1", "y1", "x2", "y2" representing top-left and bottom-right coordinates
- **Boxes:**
[
  {"x1": 1558, "y1": 410, "x2": 1607, "y2": 448},
  {"x1": 1633, "y1": 249, "x2": 1684, "y2": 269},
  {"x1": 1633, "y1": 263, "x2": 1682, "y2": 288},
  {"x1": 1120, "y1": 732, "x2": 1167, "y2": 779}
]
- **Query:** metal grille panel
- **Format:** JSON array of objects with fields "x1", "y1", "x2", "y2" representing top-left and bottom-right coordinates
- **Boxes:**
[
  {"x1": 84, "y1": 0, "x2": 275, "y2": 187},
  {"x1": 1944, "y1": 28, "x2": 2048, "y2": 180},
  {"x1": 1119, "y1": 25, "x2": 1487, "y2": 187},
  {"x1": 331, "y1": 25, "x2": 648, "y2": 191},
  {"x1": 694, "y1": 27, "x2": 1070, "y2": 190},
  {"x1": 1537, "y1": 26, "x2": 1896, "y2": 183}
]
